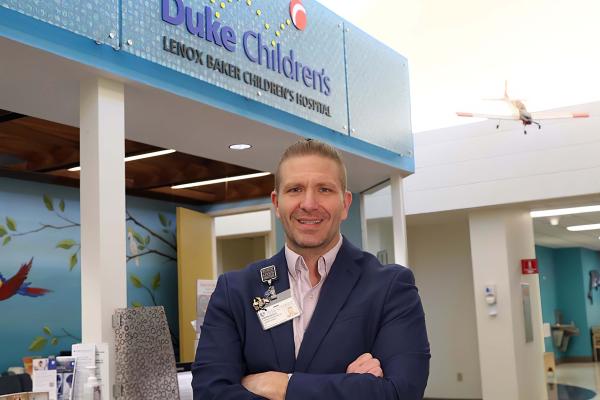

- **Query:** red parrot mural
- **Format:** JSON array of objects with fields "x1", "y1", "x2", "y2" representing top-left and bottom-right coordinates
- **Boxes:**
[{"x1": 0, "y1": 258, "x2": 51, "y2": 301}]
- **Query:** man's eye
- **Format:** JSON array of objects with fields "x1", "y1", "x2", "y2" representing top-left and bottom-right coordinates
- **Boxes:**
[
  {"x1": 319, "y1": 187, "x2": 332, "y2": 193},
  {"x1": 288, "y1": 187, "x2": 302, "y2": 193}
]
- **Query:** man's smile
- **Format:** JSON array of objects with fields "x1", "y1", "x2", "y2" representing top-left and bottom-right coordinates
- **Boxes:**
[{"x1": 297, "y1": 218, "x2": 323, "y2": 225}]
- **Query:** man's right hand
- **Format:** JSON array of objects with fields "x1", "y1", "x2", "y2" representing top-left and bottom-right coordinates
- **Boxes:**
[{"x1": 346, "y1": 353, "x2": 383, "y2": 377}]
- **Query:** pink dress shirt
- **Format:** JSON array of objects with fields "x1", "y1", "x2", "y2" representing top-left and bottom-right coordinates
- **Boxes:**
[{"x1": 285, "y1": 235, "x2": 343, "y2": 357}]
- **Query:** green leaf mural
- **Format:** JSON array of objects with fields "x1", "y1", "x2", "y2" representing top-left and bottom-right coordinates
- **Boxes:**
[
  {"x1": 4, "y1": 190, "x2": 180, "y2": 363},
  {"x1": 159, "y1": 213, "x2": 168, "y2": 227},
  {"x1": 3, "y1": 197, "x2": 176, "y2": 271},
  {"x1": 56, "y1": 240, "x2": 77, "y2": 250},
  {"x1": 29, "y1": 336, "x2": 48, "y2": 352},
  {"x1": 6, "y1": 217, "x2": 16, "y2": 231},
  {"x1": 29, "y1": 327, "x2": 81, "y2": 352},
  {"x1": 151, "y1": 273, "x2": 161, "y2": 290},
  {"x1": 43, "y1": 194, "x2": 54, "y2": 211},
  {"x1": 69, "y1": 253, "x2": 78, "y2": 271},
  {"x1": 132, "y1": 232, "x2": 145, "y2": 247},
  {"x1": 130, "y1": 274, "x2": 143, "y2": 288}
]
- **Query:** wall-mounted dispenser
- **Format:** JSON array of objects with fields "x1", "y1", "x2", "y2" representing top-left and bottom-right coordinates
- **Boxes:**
[{"x1": 485, "y1": 284, "x2": 498, "y2": 316}]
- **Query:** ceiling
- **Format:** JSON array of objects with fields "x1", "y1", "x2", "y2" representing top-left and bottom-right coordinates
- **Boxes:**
[
  {"x1": 363, "y1": 183, "x2": 600, "y2": 251},
  {"x1": 0, "y1": 109, "x2": 275, "y2": 205},
  {"x1": 528, "y1": 195, "x2": 600, "y2": 251}
]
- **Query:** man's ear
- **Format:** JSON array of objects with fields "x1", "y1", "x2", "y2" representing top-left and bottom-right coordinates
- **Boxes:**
[
  {"x1": 271, "y1": 190, "x2": 281, "y2": 218},
  {"x1": 342, "y1": 191, "x2": 353, "y2": 219}
]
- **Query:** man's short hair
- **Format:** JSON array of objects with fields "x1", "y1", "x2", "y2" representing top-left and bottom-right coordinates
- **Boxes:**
[{"x1": 274, "y1": 139, "x2": 347, "y2": 193}]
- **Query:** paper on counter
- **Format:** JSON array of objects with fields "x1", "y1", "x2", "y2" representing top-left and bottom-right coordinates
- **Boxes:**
[
  {"x1": 196, "y1": 280, "x2": 217, "y2": 334},
  {"x1": 32, "y1": 369, "x2": 58, "y2": 400}
]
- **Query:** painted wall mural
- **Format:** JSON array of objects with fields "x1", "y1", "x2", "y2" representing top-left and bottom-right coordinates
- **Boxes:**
[{"x1": 0, "y1": 177, "x2": 179, "y2": 372}]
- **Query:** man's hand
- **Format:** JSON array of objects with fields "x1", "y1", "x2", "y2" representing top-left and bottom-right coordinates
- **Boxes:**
[
  {"x1": 241, "y1": 371, "x2": 289, "y2": 400},
  {"x1": 346, "y1": 353, "x2": 384, "y2": 377}
]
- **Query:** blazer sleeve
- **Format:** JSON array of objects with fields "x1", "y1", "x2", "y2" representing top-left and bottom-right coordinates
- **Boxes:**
[
  {"x1": 191, "y1": 274, "x2": 265, "y2": 400},
  {"x1": 285, "y1": 267, "x2": 430, "y2": 400}
]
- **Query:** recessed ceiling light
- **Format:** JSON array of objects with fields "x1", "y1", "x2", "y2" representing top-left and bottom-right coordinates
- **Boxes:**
[
  {"x1": 68, "y1": 149, "x2": 176, "y2": 171},
  {"x1": 567, "y1": 223, "x2": 600, "y2": 232},
  {"x1": 229, "y1": 144, "x2": 252, "y2": 150},
  {"x1": 171, "y1": 171, "x2": 270, "y2": 190},
  {"x1": 530, "y1": 205, "x2": 600, "y2": 218}
]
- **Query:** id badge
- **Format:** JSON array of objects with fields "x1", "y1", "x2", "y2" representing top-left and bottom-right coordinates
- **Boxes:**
[{"x1": 256, "y1": 289, "x2": 301, "y2": 330}]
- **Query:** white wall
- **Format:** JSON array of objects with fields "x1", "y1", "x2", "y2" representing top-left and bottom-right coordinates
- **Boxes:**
[
  {"x1": 404, "y1": 105, "x2": 600, "y2": 215},
  {"x1": 217, "y1": 236, "x2": 266, "y2": 273},
  {"x1": 365, "y1": 218, "x2": 394, "y2": 263},
  {"x1": 408, "y1": 219, "x2": 482, "y2": 399},
  {"x1": 214, "y1": 210, "x2": 271, "y2": 238},
  {"x1": 469, "y1": 209, "x2": 546, "y2": 400}
]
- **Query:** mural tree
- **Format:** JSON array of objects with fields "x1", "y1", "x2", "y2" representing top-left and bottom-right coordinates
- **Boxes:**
[
  {"x1": 0, "y1": 194, "x2": 179, "y2": 352},
  {"x1": 29, "y1": 326, "x2": 81, "y2": 352},
  {"x1": 1, "y1": 194, "x2": 177, "y2": 269}
]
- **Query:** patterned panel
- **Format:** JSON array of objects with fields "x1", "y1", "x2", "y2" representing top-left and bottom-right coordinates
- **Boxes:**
[
  {"x1": 122, "y1": 0, "x2": 348, "y2": 133},
  {"x1": 113, "y1": 306, "x2": 179, "y2": 400},
  {"x1": 1, "y1": 0, "x2": 119, "y2": 46},
  {"x1": 344, "y1": 23, "x2": 413, "y2": 156}
]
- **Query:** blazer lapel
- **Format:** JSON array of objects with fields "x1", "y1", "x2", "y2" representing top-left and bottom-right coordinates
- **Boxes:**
[
  {"x1": 294, "y1": 239, "x2": 363, "y2": 372},
  {"x1": 257, "y1": 250, "x2": 296, "y2": 372}
]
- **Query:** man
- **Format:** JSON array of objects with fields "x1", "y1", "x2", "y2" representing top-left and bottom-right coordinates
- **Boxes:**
[{"x1": 192, "y1": 140, "x2": 430, "y2": 399}]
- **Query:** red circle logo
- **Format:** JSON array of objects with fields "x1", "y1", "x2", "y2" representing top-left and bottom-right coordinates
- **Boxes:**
[{"x1": 290, "y1": 0, "x2": 307, "y2": 31}]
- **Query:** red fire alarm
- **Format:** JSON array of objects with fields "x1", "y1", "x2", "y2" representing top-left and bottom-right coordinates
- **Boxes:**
[{"x1": 521, "y1": 259, "x2": 539, "y2": 274}]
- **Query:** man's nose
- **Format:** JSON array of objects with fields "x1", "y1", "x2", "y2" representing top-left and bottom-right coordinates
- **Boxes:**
[{"x1": 300, "y1": 189, "x2": 319, "y2": 210}]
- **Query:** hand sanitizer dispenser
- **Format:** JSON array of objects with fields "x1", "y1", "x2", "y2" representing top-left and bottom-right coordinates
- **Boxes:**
[{"x1": 484, "y1": 284, "x2": 498, "y2": 316}]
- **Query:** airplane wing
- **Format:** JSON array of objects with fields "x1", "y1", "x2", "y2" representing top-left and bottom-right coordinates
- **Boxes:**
[
  {"x1": 530, "y1": 112, "x2": 589, "y2": 120},
  {"x1": 456, "y1": 112, "x2": 519, "y2": 120}
]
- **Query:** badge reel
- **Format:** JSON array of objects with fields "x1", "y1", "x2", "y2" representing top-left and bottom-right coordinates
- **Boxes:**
[{"x1": 252, "y1": 265, "x2": 301, "y2": 330}]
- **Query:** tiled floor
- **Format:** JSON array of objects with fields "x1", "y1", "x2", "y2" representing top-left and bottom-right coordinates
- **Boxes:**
[{"x1": 549, "y1": 362, "x2": 600, "y2": 400}]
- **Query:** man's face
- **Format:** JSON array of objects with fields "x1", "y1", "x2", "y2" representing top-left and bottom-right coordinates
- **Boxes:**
[{"x1": 272, "y1": 154, "x2": 352, "y2": 255}]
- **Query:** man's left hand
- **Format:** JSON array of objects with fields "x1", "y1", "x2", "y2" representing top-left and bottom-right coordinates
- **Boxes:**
[{"x1": 241, "y1": 371, "x2": 288, "y2": 400}]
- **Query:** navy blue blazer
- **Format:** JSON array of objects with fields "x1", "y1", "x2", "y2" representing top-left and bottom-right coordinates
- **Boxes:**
[{"x1": 191, "y1": 239, "x2": 430, "y2": 399}]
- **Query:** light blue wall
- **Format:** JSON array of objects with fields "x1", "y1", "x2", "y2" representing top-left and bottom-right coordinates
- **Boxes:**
[
  {"x1": 581, "y1": 249, "x2": 600, "y2": 345},
  {"x1": 0, "y1": 177, "x2": 179, "y2": 372},
  {"x1": 536, "y1": 245, "x2": 557, "y2": 354},
  {"x1": 554, "y1": 248, "x2": 588, "y2": 358},
  {"x1": 537, "y1": 246, "x2": 600, "y2": 359}
]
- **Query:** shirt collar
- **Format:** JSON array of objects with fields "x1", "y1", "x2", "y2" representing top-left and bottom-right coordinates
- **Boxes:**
[{"x1": 285, "y1": 234, "x2": 343, "y2": 281}]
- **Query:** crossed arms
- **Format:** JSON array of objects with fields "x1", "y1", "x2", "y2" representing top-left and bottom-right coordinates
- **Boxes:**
[{"x1": 191, "y1": 267, "x2": 430, "y2": 400}]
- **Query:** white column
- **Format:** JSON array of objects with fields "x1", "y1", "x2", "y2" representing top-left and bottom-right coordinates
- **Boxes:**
[
  {"x1": 80, "y1": 77, "x2": 126, "y2": 398},
  {"x1": 390, "y1": 174, "x2": 408, "y2": 266},
  {"x1": 468, "y1": 208, "x2": 547, "y2": 400}
]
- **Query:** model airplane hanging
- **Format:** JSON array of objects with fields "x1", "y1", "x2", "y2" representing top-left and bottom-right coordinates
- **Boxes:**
[{"x1": 457, "y1": 81, "x2": 589, "y2": 134}]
